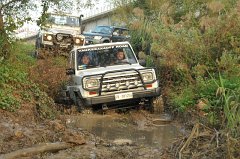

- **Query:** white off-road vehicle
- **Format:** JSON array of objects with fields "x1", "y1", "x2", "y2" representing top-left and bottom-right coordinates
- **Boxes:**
[
  {"x1": 63, "y1": 42, "x2": 161, "y2": 112},
  {"x1": 35, "y1": 13, "x2": 85, "y2": 58}
]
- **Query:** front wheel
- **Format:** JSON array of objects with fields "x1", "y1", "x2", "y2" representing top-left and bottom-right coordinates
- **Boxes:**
[
  {"x1": 75, "y1": 95, "x2": 85, "y2": 113},
  {"x1": 149, "y1": 95, "x2": 164, "y2": 114}
]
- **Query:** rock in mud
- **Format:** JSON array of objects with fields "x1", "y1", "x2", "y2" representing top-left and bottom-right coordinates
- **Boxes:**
[{"x1": 113, "y1": 139, "x2": 134, "y2": 146}]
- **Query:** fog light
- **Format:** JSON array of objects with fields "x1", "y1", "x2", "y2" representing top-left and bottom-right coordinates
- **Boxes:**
[{"x1": 115, "y1": 83, "x2": 120, "y2": 88}]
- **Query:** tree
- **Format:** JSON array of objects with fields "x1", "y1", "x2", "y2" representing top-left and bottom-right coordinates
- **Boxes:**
[
  {"x1": 0, "y1": 0, "x2": 60, "y2": 60},
  {"x1": 0, "y1": 0, "x2": 96, "y2": 60}
]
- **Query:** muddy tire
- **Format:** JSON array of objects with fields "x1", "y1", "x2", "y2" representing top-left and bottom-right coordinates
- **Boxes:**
[
  {"x1": 35, "y1": 48, "x2": 40, "y2": 58},
  {"x1": 150, "y1": 95, "x2": 164, "y2": 114},
  {"x1": 35, "y1": 48, "x2": 45, "y2": 59},
  {"x1": 75, "y1": 95, "x2": 85, "y2": 113}
]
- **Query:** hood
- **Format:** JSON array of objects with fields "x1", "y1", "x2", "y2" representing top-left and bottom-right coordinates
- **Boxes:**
[
  {"x1": 44, "y1": 25, "x2": 80, "y2": 35},
  {"x1": 77, "y1": 64, "x2": 144, "y2": 77},
  {"x1": 83, "y1": 31, "x2": 111, "y2": 37}
]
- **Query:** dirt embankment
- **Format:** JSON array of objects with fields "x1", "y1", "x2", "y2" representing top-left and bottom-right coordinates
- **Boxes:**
[
  {"x1": 29, "y1": 57, "x2": 69, "y2": 99},
  {"x1": 0, "y1": 57, "x2": 79, "y2": 157}
]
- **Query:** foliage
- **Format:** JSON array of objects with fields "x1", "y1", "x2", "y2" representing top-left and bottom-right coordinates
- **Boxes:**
[
  {"x1": 0, "y1": 0, "x2": 97, "y2": 60},
  {"x1": 169, "y1": 86, "x2": 196, "y2": 112},
  {"x1": 35, "y1": 88, "x2": 59, "y2": 120},
  {"x1": 113, "y1": 0, "x2": 240, "y2": 136},
  {"x1": 0, "y1": 42, "x2": 58, "y2": 119},
  {"x1": 202, "y1": 72, "x2": 240, "y2": 136},
  {"x1": 0, "y1": 42, "x2": 33, "y2": 111},
  {"x1": 0, "y1": 32, "x2": 11, "y2": 60}
]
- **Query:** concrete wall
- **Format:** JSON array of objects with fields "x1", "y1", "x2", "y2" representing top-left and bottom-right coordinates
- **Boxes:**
[
  {"x1": 82, "y1": 10, "x2": 113, "y2": 32},
  {"x1": 83, "y1": 16, "x2": 112, "y2": 32}
]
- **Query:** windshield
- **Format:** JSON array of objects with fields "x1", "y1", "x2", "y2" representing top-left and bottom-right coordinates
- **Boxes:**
[
  {"x1": 77, "y1": 44, "x2": 138, "y2": 70},
  {"x1": 92, "y1": 26, "x2": 112, "y2": 34},
  {"x1": 47, "y1": 15, "x2": 79, "y2": 27}
]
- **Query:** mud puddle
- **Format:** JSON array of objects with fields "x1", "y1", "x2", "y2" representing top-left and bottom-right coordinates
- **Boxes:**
[{"x1": 65, "y1": 111, "x2": 179, "y2": 148}]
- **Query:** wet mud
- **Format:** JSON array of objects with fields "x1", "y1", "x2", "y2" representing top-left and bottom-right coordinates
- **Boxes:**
[
  {"x1": 66, "y1": 112, "x2": 177, "y2": 147},
  {"x1": 40, "y1": 110, "x2": 180, "y2": 159},
  {"x1": 0, "y1": 104, "x2": 181, "y2": 159}
]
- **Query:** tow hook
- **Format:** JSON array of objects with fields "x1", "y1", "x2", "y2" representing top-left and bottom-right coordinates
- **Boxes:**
[{"x1": 102, "y1": 104, "x2": 108, "y2": 110}]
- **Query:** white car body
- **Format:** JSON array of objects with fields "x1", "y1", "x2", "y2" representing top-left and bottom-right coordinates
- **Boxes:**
[{"x1": 65, "y1": 42, "x2": 160, "y2": 111}]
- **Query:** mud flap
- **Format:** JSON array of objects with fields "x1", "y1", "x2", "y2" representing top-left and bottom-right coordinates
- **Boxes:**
[{"x1": 55, "y1": 89, "x2": 73, "y2": 106}]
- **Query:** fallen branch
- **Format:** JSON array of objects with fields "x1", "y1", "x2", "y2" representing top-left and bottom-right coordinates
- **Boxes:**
[
  {"x1": 0, "y1": 142, "x2": 76, "y2": 159},
  {"x1": 179, "y1": 123, "x2": 199, "y2": 159},
  {"x1": 193, "y1": 145, "x2": 223, "y2": 158}
]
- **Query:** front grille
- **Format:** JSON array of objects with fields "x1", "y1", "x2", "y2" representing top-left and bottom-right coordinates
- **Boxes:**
[
  {"x1": 55, "y1": 33, "x2": 73, "y2": 44},
  {"x1": 101, "y1": 70, "x2": 144, "y2": 94}
]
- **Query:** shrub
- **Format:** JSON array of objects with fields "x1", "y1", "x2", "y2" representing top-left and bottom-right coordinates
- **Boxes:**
[
  {"x1": 0, "y1": 41, "x2": 59, "y2": 119},
  {"x1": 118, "y1": 0, "x2": 240, "y2": 136},
  {"x1": 169, "y1": 86, "x2": 196, "y2": 112}
]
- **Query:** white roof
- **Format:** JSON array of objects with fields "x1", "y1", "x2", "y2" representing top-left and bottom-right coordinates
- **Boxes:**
[{"x1": 74, "y1": 42, "x2": 131, "y2": 50}]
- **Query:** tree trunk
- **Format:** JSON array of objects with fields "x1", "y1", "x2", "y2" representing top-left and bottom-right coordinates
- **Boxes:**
[
  {"x1": 0, "y1": 142, "x2": 75, "y2": 159},
  {"x1": 0, "y1": 12, "x2": 4, "y2": 32},
  {"x1": 0, "y1": 11, "x2": 10, "y2": 60}
]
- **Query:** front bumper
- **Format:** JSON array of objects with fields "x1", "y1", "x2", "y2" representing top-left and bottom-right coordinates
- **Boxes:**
[
  {"x1": 42, "y1": 41, "x2": 54, "y2": 46},
  {"x1": 84, "y1": 87, "x2": 161, "y2": 106},
  {"x1": 92, "y1": 38, "x2": 101, "y2": 44}
]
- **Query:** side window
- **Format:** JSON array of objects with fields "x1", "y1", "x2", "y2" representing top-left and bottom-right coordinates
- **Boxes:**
[
  {"x1": 113, "y1": 28, "x2": 120, "y2": 36},
  {"x1": 124, "y1": 48, "x2": 137, "y2": 64}
]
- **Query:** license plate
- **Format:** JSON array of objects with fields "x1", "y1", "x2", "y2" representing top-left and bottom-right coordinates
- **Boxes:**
[
  {"x1": 115, "y1": 92, "x2": 133, "y2": 101},
  {"x1": 60, "y1": 44, "x2": 68, "y2": 47}
]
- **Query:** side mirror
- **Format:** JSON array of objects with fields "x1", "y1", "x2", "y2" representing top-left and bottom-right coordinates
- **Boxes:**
[
  {"x1": 139, "y1": 59, "x2": 146, "y2": 67},
  {"x1": 66, "y1": 68, "x2": 75, "y2": 75},
  {"x1": 79, "y1": 14, "x2": 84, "y2": 33},
  {"x1": 36, "y1": 20, "x2": 40, "y2": 26}
]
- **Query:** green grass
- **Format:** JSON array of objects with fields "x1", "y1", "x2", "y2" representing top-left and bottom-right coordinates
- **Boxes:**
[{"x1": 0, "y1": 41, "x2": 58, "y2": 119}]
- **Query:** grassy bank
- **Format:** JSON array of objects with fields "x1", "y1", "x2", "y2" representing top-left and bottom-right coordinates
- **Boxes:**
[{"x1": 0, "y1": 41, "x2": 58, "y2": 119}]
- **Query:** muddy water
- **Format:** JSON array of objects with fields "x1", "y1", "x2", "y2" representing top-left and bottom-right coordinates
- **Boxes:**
[{"x1": 66, "y1": 112, "x2": 178, "y2": 148}]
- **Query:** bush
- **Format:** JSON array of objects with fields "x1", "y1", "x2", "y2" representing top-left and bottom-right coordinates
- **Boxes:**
[
  {"x1": 169, "y1": 86, "x2": 196, "y2": 112},
  {"x1": 119, "y1": 0, "x2": 240, "y2": 136},
  {"x1": 0, "y1": 41, "x2": 59, "y2": 119}
]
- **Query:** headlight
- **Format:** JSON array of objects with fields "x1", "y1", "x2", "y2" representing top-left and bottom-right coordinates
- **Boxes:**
[
  {"x1": 47, "y1": 35, "x2": 52, "y2": 41},
  {"x1": 43, "y1": 34, "x2": 53, "y2": 41},
  {"x1": 94, "y1": 36, "x2": 102, "y2": 40},
  {"x1": 75, "y1": 38, "x2": 81, "y2": 44},
  {"x1": 83, "y1": 78, "x2": 100, "y2": 90},
  {"x1": 141, "y1": 72, "x2": 153, "y2": 82},
  {"x1": 75, "y1": 38, "x2": 84, "y2": 45}
]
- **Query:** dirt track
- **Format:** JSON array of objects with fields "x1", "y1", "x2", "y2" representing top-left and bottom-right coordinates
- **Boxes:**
[{"x1": 0, "y1": 103, "x2": 180, "y2": 159}]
